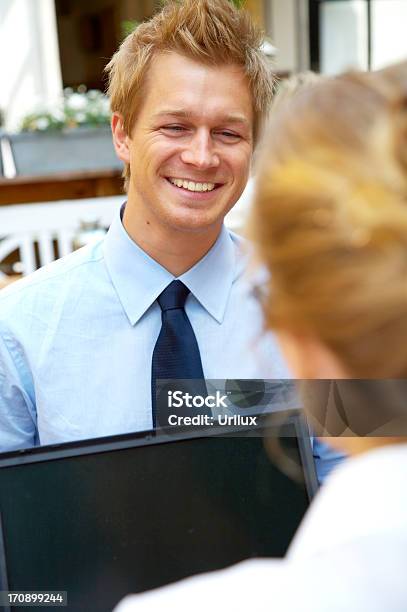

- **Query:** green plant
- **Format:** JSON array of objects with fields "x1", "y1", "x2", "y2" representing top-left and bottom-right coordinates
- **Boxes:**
[
  {"x1": 20, "y1": 86, "x2": 111, "y2": 133},
  {"x1": 121, "y1": 19, "x2": 140, "y2": 38}
]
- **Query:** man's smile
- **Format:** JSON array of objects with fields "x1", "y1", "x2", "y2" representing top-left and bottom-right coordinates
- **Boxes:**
[
  {"x1": 167, "y1": 177, "x2": 217, "y2": 192},
  {"x1": 164, "y1": 177, "x2": 224, "y2": 198}
]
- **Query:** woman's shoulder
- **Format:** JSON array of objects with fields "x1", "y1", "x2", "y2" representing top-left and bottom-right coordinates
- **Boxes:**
[{"x1": 289, "y1": 442, "x2": 407, "y2": 560}]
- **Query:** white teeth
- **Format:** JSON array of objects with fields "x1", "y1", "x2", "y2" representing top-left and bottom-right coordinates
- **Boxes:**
[{"x1": 168, "y1": 178, "x2": 216, "y2": 192}]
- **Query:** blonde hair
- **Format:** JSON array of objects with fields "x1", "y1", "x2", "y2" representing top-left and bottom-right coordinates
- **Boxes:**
[
  {"x1": 271, "y1": 71, "x2": 325, "y2": 114},
  {"x1": 250, "y1": 71, "x2": 327, "y2": 171},
  {"x1": 105, "y1": 0, "x2": 273, "y2": 191},
  {"x1": 253, "y1": 62, "x2": 407, "y2": 377}
]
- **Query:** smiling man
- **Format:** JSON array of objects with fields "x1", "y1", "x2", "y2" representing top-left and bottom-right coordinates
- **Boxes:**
[
  {"x1": 0, "y1": 0, "x2": 291, "y2": 451},
  {"x1": 0, "y1": 0, "x2": 340, "y2": 483}
]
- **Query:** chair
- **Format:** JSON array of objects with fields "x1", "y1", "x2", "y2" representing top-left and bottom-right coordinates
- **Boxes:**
[
  {"x1": 0, "y1": 196, "x2": 122, "y2": 278},
  {"x1": 0, "y1": 180, "x2": 253, "y2": 280}
]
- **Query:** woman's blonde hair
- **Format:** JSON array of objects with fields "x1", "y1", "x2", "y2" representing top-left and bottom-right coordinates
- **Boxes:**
[
  {"x1": 105, "y1": 0, "x2": 274, "y2": 191},
  {"x1": 270, "y1": 71, "x2": 325, "y2": 115},
  {"x1": 253, "y1": 61, "x2": 407, "y2": 377}
]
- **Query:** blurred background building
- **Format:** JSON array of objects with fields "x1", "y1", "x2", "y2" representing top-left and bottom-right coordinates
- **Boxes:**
[
  {"x1": 1, "y1": 0, "x2": 407, "y2": 132},
  {"x1": 0, "y1": 0, "x2": 407, "y2": 283}
]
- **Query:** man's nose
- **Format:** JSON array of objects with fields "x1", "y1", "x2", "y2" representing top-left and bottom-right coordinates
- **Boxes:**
[{"x1": 180, "y1": 130, "x2": 220, "y2": 169}]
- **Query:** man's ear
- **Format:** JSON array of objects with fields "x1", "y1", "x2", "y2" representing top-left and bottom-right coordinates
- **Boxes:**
[{"x1": 111, "y1": 113, "x2": 131, "y2": 164}]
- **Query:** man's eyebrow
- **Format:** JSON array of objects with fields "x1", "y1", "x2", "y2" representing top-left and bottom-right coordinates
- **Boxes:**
[{"x1": 152, "y1": 109, "x2": 250, "y2": 126}]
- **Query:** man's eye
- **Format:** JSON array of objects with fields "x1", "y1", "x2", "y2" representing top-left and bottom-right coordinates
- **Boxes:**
[
  {"x1": 217, "y1": 131, "x2": 241, "y2": 140},
  {"x1": 163, "y1": 125, "x2": 186, "y2": 133}
]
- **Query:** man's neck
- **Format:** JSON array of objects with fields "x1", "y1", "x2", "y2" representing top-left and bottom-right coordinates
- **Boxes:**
[{"x1": 122, "y1": 204, "x2": 222, "y2": 277}]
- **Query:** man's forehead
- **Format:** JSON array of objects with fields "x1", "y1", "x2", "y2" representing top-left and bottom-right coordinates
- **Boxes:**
[
  {"x1": 138, "y1": 52, "x2": 254, "y2": 128},
  {"x1": 151, "y1": 108, "x2": 251, "y2": 126}
]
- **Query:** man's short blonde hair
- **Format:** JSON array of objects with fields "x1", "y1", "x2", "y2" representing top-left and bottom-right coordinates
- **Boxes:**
[{"x1": 105, "y1": 0, "x2": 274, "y2": 190}]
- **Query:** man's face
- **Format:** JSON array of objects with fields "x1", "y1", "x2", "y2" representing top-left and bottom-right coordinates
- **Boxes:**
[{"x1": 120, "y1": 52, "x2": 254, "y2": 234}]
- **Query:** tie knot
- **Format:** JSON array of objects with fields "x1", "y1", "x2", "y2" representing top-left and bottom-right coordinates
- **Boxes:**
[{"x1": 157, "y1": 280, "x2": 190, "y2": 312}]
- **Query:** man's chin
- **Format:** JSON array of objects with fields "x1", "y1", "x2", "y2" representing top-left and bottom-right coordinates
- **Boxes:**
[{"x1": 164, "y1": 209, "x2": 225, "y2": 234}]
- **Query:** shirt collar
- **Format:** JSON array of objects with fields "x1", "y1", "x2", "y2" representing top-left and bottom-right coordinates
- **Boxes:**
[{"x1": 103, "y1": 205, "x2": 239, "y2": 326}]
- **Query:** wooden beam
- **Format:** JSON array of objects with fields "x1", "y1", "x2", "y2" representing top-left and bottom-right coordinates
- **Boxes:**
[{"x1": 0, "y1": 169, "x2": 124, "y2": 206}]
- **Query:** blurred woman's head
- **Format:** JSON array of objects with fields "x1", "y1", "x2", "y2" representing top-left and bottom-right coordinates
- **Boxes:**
[{"x1": 253, "y1": 62, "x2": 407, "y2": 380}]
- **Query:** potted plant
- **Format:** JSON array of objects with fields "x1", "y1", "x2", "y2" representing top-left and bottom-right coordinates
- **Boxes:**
[{"x1": 9, "y1": 87, "x2": 122, "y2": 176}]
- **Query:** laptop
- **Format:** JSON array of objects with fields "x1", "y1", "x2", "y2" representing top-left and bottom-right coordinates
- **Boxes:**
[{"x1": 0, "y1": 411, "x2": 317, "y2": 612}]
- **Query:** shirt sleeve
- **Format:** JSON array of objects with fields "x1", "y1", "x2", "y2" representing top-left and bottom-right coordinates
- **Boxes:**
[
  {"x1": 0, "y1": 329, "x2": 37, "y2": 452},
  {"x1": 312, "y1": 438, "x2": 347, "y2": 484}
]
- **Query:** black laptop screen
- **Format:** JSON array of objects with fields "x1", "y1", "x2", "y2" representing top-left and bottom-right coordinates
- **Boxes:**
[{"x1": 0, "y1": 417, "x2": 316, "y2": 612}]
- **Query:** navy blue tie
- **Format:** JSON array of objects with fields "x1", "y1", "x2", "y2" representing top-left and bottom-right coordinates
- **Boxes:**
[{"x1": 152, "y1": 280, "x2": 208, "y2": 428}]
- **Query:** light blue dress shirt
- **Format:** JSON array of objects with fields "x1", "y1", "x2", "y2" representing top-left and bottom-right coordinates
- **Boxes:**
[{"x1": 0, "y1": 205, "x2": 344, "y2": 480}]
